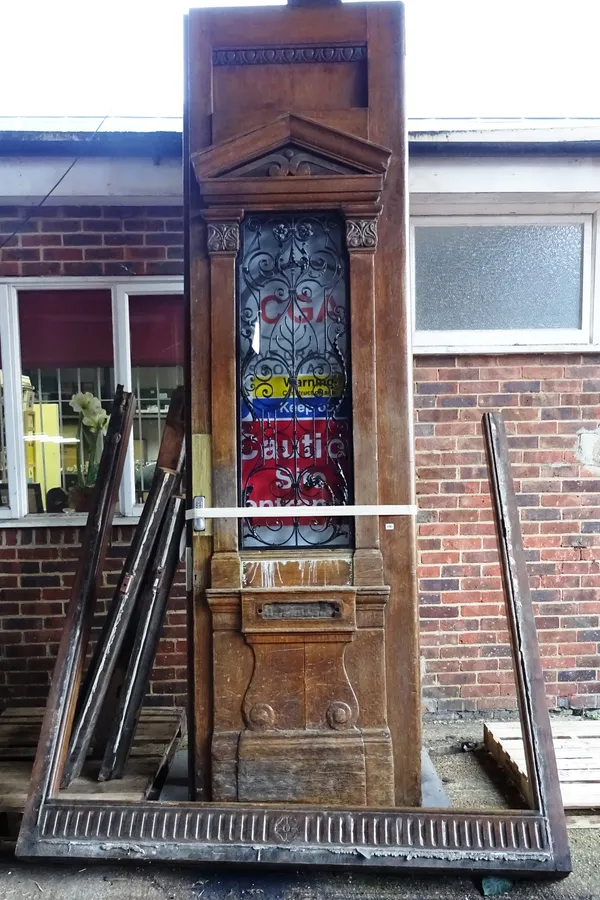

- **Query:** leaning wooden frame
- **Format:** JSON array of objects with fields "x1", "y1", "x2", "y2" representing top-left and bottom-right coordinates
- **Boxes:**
[{"x1": 15, "y1": 412, "x2": 571, "y2": 876}]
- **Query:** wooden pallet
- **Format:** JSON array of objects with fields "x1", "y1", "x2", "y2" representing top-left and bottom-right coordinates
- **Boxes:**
[
  {"x1": 484, "y1": 718, "x2": 600, "y2": 810},
  {"x1": 0, "y1": 705, "x2": 186, "y2": 839}
]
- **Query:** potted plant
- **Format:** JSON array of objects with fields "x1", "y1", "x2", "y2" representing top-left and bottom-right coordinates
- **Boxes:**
[{"x1": 68, "y1": 392, "x2": 108, "y2": 513}]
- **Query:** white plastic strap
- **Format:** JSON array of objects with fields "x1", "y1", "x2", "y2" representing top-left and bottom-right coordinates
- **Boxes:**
[{"x1": 185, "y1": 504, "x2": 417, "y2": 521}]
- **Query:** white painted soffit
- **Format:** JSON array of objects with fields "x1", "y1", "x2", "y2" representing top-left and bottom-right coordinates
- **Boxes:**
[
  {"x1": 410, "y1": 155, "x2": 600, "y2": 197},
  {"x1": 0, "y1": 156, "x2": 183, "y2": 206},
  {"x1": 4, "y1": 153, "x2": 600, "y2": 207}
]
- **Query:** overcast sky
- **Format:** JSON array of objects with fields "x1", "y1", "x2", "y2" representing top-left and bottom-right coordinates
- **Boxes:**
[{"x1": 2, "y1": 0, "x2": 599, "y2": 121}]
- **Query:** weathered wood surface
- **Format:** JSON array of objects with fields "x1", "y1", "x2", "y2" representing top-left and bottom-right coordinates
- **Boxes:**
[
  {"x1": 5, "y1": 2, "x2": 575, "y2": 875},
  {"x1": 364, "y1": 3, "x2": 421, "y2": 808},
  {"x1": 7, "y1": 388, "x2": 133, "y2": 844},
  {"x1": 62, "y1": 465, "x2": 179, "y2": 786},
  {"x1": 99, "y1": 496, "x2": 187, "y2": 781},
  {"x1": 0, "y1": 707, "x2": 185, "y2": 812},
  {"x1": 483, "y1": 412, "x2": 571, "y2": 871},
  {"x1": 187, "y1": 0, "x2": 417, "y2": 808},
  {"x1": 206, "y1": 221, "x2": 239, "y2": 556},
  {"x1": 348, "y1": 231, "x2": 380, "y2": 559},
  {"x1": 91, "y1": 389, "x2": 186, "y2": 779},
  {"x1": 18, "y1": 386, "x2": 135, "y2": 827},
  {"x1": 58, "y1": 387, "x2": 183, "y2": 786},
  {"x1": 156, "y1": 385, "x2": 186, "y2": 471},
  {"x1": 186, "y1": 8, "x2": 213, "y2": 799}
]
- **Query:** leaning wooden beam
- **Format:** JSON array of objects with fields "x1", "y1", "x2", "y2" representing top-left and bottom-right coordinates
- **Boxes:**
[
  {"x1": 61, "y1": 387, "x2": 186, "y2": 786},
  {"x1": 482, "y1": 412, "x2": 571, "y2": 871},
  {"x1": 89, "y1": 387, "x2": 186, "y2": 765},
  {"x1": 61, "y1": 466, "x2": 179, "y2": 786},
  {"x1": 20, "y1": 386, "x2": 135, "y2": 810},
  {"x1": 99, "y1": 494, "x2": 187, "y2": 781},
  {"x1": 155, "y1": 385, "x2": 185, "y2": 471}
]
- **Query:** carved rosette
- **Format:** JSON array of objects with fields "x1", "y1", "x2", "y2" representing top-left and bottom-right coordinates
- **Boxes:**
[
  {"x1": 246, "y1": 702, "x2": 275, "y2": 730},
  {"x1": 326, "y1": 700, "x2": 355, "y2": 731},
  {"x1": 207, "y1": 222, "x2": 240, "y2": 255},
  {"x1": 273, "y1": 815, "x2": 300, "y2": 843},
  {"x1": 345, "y1": 217, "x2": 378, "y2": 252}
]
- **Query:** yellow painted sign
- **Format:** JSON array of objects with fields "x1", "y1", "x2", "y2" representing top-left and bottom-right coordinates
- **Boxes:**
[{"x1": 248, "y1": 374, "x2": 343, "y2": 399}]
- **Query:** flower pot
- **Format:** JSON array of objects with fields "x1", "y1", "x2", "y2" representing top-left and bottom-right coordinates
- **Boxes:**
[{"x1": 68, "y1": 485, "x2": 96, "y2": 514}]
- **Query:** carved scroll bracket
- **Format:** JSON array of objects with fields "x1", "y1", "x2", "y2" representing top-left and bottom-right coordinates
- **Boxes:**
[
  {"x1": 202, "y1": 210, "x2": 243, "y2": 256},
  {"x1": 345, "y1": 216, "x2": 379, "y2": 253},
  {"x1": 206, "y1": 221, "x2": 240, "y2": 255}
]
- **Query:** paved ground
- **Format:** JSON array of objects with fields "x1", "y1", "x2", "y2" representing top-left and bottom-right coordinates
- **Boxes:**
[{"x1": 1, "y1": 721, "x2": 599, "y2": 900}]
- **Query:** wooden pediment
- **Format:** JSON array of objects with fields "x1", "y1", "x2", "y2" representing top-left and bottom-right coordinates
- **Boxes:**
[{"x1": 192, "y1": 113, "x2": 391, "y2": 210}]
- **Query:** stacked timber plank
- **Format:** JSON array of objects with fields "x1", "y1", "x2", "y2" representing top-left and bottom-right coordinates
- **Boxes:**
[
  {"x1": 485, "y1": 718, "x2": 600, "y2": 810},
  {"x1": 0, "y1": 706, "x2": 186, "y2": 841}
]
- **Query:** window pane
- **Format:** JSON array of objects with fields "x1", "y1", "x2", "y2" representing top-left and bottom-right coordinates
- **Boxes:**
[
  {"x1": 238, "y1": 212, "x2": 352, "y2": 549},
  {"x1": 129, "y1": 294, "x2": 185, "y2": 504},
  {"x1": 414, "y1": 224, "x2": 584, "y2": 331},
  {"x1": 19, "y1": 290, "x2": 114, "y2": 514},
  {"x1": 0, "y1": 341, "x2": 8, "y2": 508}
]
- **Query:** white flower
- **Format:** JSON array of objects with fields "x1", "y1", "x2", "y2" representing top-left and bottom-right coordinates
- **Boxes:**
[
  {"x1": 82, "y1": 409, "x2": 108, "y2": 431},
  {"x1": 70, "y1": 391, "x2": 97, "y2": 414}
]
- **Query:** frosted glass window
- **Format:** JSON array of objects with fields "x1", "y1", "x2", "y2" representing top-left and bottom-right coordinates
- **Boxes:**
[{"x1": 414, "y1": 224, "x2": 584, "y2": 331}]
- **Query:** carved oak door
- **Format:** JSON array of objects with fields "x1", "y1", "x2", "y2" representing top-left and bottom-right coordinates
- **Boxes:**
[{"x1": 186, "y1": 2, "x2": 420, "y2": 808}]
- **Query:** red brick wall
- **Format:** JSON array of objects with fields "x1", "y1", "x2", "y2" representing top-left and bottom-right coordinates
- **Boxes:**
[
  {"x1": 416, "y1": 354, "x2": 600, "y2": 716},
  {"x1": 1, "y1": 204, "x2": 600, "y2": 717},
  {"x1": 0, "y1": 525, "x2": 187, "y2": 708},
  {"x1": 0, "y1": 204, "x2": 186, "y2": 708},
  {"x1": 0, "y1": 205, "x2": 183, "y2": 277}
]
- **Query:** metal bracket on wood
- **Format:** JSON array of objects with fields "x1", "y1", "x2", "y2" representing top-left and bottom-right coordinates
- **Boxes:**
[{"x1": 192, "y1": 495, "x2": 206, "y2": 532}]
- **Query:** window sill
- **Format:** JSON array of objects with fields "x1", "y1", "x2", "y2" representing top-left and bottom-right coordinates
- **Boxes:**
[
  {"x1": 0, "y1": 514, "x2": 141, "y2": 529},
  {"x1": 413, "y1": 341, "x2": 600, "y2": 355}
]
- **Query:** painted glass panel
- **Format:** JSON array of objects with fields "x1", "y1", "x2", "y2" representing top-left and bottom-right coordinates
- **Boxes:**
[{"x1": 238, "y1": 212, "x2": 352, "y2": 548}]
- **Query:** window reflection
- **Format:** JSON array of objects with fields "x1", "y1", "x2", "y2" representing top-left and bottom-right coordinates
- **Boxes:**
[
  {"x1": 19, "y1": 290, "x2": 114, "y2": 513},
  {"x1": 129, "y1": 294, "x2": 185, "y2": 504}
]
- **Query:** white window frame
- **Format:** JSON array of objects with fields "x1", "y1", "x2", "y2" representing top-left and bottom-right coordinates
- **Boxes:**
[
  {"x1": 411, "y1": 213, "x2": 595, "y2": 354},
  {"x1": 0, "y1": 276, "x2": 184, "y2": 525}
]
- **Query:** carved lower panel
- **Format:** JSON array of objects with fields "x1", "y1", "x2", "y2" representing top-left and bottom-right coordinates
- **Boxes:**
[
  {"x1": 209, "y1": 586, "x2": 394, "y2": 806},
  {"x1": 36, "y1": 801, "x2": 553, "y2": 870},
  {"x1": 238, "y1": 732, "x2": 366, "y2": 804},
  {"x1": 363, "y1": 729, "x2": 395, "y2": 806},
  {"x1": 211, "y1": 733, "x2": 239, "y2": 801}
]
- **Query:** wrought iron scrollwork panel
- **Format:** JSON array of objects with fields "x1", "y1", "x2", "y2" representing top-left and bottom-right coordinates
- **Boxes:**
[{"x1": 238, "y1": 212, "x2": 353, "y2": 548}]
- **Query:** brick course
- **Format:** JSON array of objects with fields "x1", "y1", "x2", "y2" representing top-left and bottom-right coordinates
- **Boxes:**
[
  {"x1": 0, "y1": 205, "x2": 184, "y2": 277},
  {"x1": 0, "y1": 203, "x2": 186, "y2": 708},
  {"x1": 0, "y1": 526, "x2": 187, "y2": 708},
  {"x1": 416, "y1": 353, "x2": 600, "y2": 716}
]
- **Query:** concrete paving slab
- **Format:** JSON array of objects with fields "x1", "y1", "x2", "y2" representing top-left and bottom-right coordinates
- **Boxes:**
[{"x1": 0, "y1": 841, "x2": 598, "y2": 900}]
